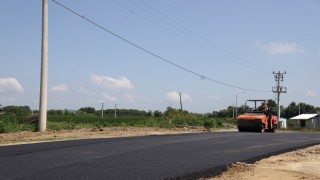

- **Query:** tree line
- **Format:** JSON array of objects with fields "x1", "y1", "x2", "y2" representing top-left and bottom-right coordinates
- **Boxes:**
[
  {"x1": 209, "y1": 99, "x2": 320, "y2": 119},
  {"x1": 1, "y1": 100, "x2": 319, "y2": 119},
  {"x1": 0, "y1": 105, "x2": 31, "y2": 115}
]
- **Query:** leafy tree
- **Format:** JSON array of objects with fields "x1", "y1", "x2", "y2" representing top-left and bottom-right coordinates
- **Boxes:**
[
  {"x1": 267, "y1": 99, "x2": 277, "y2": 109},
  {"x1": 211, "y1": 111, "x2": 218, "y2": 117},
  {"x1": 153, "y1": 110, "x2": 163, "y2": 117},
  {"x1": 237, "y1": 105, "x2": 248, "y2": 115},
  {"x1": 48, "y1": 109, "x2": 63, "y2": 115},
  {"x1": 79, "y1": 107, "x2": 96, "y2": 114},
  {"x1": 1, "y1": 106, "x2": 31, "y2": 115},
  {"x1": 164, "y1": 107, "x2": 188, "y2": 118},
  {"x1": 284, "y1": 102, "x2": 298, "y2": 118},
  {"x1": 64, "y1": 109, "x2": 73, "y2": 115},
  {"x1": 147, "y1": 110, "x2": 153, "y2": 117},
  {"x1": 298, "y1": 103, "x2": 316, "y2": 114},
  {"x1": 99, "y1": 108, "x2": 148, "y2": 118},
  {"x1": 283, "y1": 102, "x2": 319, "y2": 118},
  {"x1": 217, "y1": 109, "x2": 227, "y2": 117},
  {"x1": 226, "y1": 106, "x2": 234, "y2": 117}
]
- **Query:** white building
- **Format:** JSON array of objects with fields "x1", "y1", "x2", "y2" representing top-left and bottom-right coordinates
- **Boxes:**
[
  {"x1": 290, "y1": 114, "x2": 320, "y2": 129},
  {"x1": 278, "y1": 118, "x2": 287, "y2": 129}
]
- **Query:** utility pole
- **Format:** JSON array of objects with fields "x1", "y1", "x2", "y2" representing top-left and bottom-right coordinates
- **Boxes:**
[
  {"x1": 235, "y1": 94, "x2": 238, "y2": 118},
  {"x1": 39, "y1": 0, "x2": 48, "y2": 132},
  {"x1": 31, "y1": 101, "x2": 34, "y2": 117},
  {"x1": 101, "y1": 102, "x2": 104, "y2": 118},
  {"x1": 235, "y1": 92, "x2": 246, "y2": 118},
  {"x1": 272, "y1": 71, "x2": 287, "y2": 120},
  {"x1": 114, "y1": 104, "x2": 117, "y2": 118},
  {"x1": 232, "y1": 104, "x2": 235, "y2": 119},
  {"x1": 179, "y1": 92, "x2": 183, "y2": 111}
]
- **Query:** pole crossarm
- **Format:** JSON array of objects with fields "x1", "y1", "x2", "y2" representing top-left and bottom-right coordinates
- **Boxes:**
[{"x1": 272, "y1": 87, "x2": 287, "y2": 93}]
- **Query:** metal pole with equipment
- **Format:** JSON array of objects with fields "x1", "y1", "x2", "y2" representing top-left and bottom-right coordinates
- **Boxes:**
[{"x1": 272, "y1": 71, "x2": 287, "y2": 120}]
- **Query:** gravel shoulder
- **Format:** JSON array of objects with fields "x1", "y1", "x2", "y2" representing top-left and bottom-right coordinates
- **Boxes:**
[
  {"x1": 209, "y1": 144, "x2": 320, "y2": 180},
  {"x1": 1, "y1": 128, "x2": 319, "y2": 179},
  {"x1": 0, "y1": 127, "x2": 209, "y2": 146}
]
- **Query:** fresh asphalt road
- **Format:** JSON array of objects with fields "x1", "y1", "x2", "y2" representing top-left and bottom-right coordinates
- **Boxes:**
[{"x1": 1, "y1": 132, "x2": 320, "y2": 180}]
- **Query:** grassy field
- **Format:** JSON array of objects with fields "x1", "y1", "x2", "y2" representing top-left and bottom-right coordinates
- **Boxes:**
[{"x1": 0, "y1": 113, "x2": 236, "y2": 134}]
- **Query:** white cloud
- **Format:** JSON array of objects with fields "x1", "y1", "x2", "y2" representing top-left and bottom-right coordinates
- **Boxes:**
[
  {"x1": 260, "y1": 41, "x2": 304, "y2": 55},
  {"x1": 101, "y1": 93, "x2": 117, "y2": 102},
  {"x1": 124, "y1": 93, "x2": 135, "y2": 102},
  {"x1": 51, "y1": 83, "x2": 69, "y2": 93},
  {"x1": 89, "y1": 74, "x2": 134, "y2": 90},
  {"x1": 77, "y1": 86, "x2": 88, "y2": 94},
  {"x1": 76, "y1": 86, "x2": 97, "y2": 96},
  {"x1": 0, "y1": 96, "x2": 16, "y2": 103},
  {"x1": 305, "y1": 90, "x2": 317, "y2": 97},
  {"x1": 0, "y1": 77, "x2": 24, "y2": 93},
  {"x1": 208, "y1": 95, "x2": 220, "y2": 101},
  {"x1": 166, "y1": 91, "x2": 192, "y2": 102}
]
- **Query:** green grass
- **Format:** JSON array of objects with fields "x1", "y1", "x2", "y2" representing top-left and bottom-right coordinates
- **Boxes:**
[
  {"x1": 0, "y1": 115, "x2": 36, "y2": 133},
  {"x1": 0, "y1": 114, "x2": 236, "y2": 134},
  {"x1": 47, "y1": 115, "x2": 165, "y2": 130}
]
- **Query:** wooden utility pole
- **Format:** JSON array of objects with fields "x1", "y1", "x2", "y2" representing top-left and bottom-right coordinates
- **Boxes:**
[{"x1": 39, "y1": 0, "x2": 48, "y2": 132}]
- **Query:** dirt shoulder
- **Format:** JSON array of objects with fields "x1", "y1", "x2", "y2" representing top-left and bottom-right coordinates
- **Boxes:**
[
  {"x1": 210, "y1": 144, "x2": 320, "y2": 180},
  {"x1": 0, "y1": 127, "x2": 210, "y2": 146}
]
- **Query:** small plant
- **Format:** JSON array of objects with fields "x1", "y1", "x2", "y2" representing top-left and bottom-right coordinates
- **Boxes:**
[{"x1": 0, "y1": 109, "x2": 237, "y2": 134}]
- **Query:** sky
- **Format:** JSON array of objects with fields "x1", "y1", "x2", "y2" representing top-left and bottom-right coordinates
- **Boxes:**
[{"x1": 1, "y1": 0, "x2": 320, "y2": 113}]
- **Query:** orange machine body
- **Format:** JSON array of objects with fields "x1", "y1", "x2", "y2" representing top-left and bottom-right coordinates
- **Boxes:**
[
  {"x1": 237, "y1": 113, "x2": 278, "y2": 132},
  {"x1": 236, "y1": 99, "x2": 278, "y2": 133}
]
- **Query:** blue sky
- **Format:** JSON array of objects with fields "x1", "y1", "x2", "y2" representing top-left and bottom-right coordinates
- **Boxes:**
[{"x1": 1, "y1": 0, "x2": 320, "y2": 113}]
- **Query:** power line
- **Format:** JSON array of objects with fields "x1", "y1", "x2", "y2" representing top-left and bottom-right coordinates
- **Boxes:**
[
  {"x1": 117, "y1": 0, "x2": 246, "y2": 66},
  {"x1": 110, "y1": 0, "x2": 225, "y2": 61},
  {"x1": 51, "y1": 0, "x2": 270, "y2": 92},
  {"x1": 137, "y1": 0, "x2": 243, "y2": 61},
  {"x1": 109, "y1": 0, "x2": 185, "y2": 42},
  {"x1": 133, "y1": 0, "x2": 273, "y2": 72}
]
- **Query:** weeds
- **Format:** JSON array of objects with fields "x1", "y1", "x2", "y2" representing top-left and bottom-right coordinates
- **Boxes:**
[{"x1": 0, "y1": 113, "x2": 235, "y2": 134}]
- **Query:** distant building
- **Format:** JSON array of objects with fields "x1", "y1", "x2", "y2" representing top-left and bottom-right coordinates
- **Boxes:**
[
  {"x1": 290, "y1": 114, "x2": 320, "y2": 129},
  {"x1": 278, "y1": 118, "x2": 287, "y2": 129}
]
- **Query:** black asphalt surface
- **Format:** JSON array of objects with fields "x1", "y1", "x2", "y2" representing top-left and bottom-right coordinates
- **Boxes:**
[{"x1": 1, "y1": 132, "x2": 320, "y2": 180}]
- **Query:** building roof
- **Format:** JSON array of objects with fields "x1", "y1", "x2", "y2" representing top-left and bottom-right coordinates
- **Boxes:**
[{"x1": 290, "y1": 114, "x2": 319, "y2": 120}]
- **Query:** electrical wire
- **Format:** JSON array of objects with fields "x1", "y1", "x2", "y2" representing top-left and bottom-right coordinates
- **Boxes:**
[
  {"x1": 118, "y1": 0, "x2": 247, "y2": 67},
  {"x1": 51, "y1": 0, "x2": 271, "y2": 93},
  {"x1": 134, "y1": 0, "x2": 274, "y2": 72}
]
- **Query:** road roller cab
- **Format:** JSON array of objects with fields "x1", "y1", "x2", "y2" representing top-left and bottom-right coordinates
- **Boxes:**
[{"x1": 236, "y1": 99, "x2": 278, "y2": 132}]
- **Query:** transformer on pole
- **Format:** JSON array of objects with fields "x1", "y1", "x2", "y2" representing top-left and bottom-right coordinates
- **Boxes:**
[{"x1": 272, "y1": 71, "x2": 287, "y2": 120}]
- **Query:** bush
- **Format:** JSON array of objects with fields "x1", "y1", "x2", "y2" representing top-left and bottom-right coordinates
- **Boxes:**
[
  {"x1": 0, "y1": 120, "x2": 35, "y2": 133},
  {"x1": 204, "y1": 119, "x2": 215, "y2": 128},
  {"x1": 47, "y1": 121, "x2": 76, "y2": 131},
  {"x1": 0, "y1": 111, "x2": 236, "y2": 134}
]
